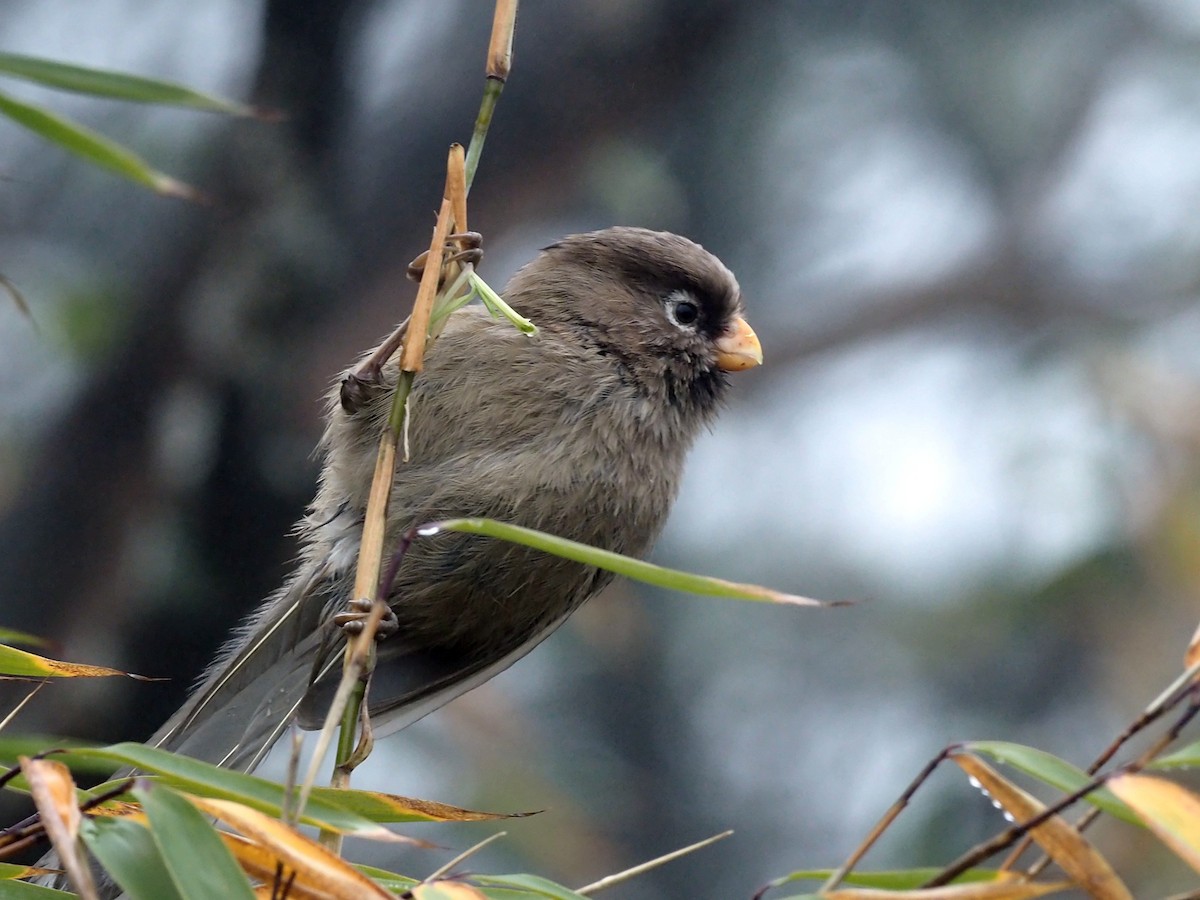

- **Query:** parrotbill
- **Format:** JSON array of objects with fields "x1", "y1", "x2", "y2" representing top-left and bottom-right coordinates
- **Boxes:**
[{"x1": 149, "y1": 226, "x2": 762, "y2": 772}]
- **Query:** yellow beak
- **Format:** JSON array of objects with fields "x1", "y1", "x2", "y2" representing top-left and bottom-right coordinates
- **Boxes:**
[{"x1": 715, "y1": 315, "x2": 763, "y2": 372}]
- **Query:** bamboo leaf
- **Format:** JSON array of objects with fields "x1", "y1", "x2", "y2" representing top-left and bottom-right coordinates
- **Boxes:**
[
  {"x1": 81, "y1": 815, "x2": 185, "y2": 900},
  {"x1": 0, "y1": 644, "x2": 149, "y2": 680},
  {"x1": 0, "y1": 53, "x2": 259, "y2": 116},
  {"x1": 1108, "y1": 773, "x2": 1200, "y2": 873},
  {"x1": 467, "y1": 272, "x2": 536, "y2": 334},
  {"x1": 0, "y1": 89, "x2": 198, "y2": 198},
  {"x1": 61, "y1": 744, "x2": 399, "y2": 841},
  {"x1": 420, "y1": 519, "x2": 837, "y2": 607},
  {"x1": 965, "y1": 741, "x2": 1139, "y2": 826},
  {"x1": 952, "y1": 753, "x2": 1131, "y2": 900},
  {"x1": 135, "y1": 783, "x2": 255, "y2": 900}
]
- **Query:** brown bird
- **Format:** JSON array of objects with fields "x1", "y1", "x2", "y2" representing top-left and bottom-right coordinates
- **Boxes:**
[{"x1": 151, "y1": 226, "x2": 762, "y2": 772}]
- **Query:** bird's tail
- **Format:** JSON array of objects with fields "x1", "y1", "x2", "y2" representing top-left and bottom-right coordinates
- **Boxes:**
[{"x1": 148, "y1": 561, "x2": 341, "y2": 772}]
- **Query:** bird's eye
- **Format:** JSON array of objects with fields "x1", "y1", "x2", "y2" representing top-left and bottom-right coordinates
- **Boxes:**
[{"x1": 666, "y1": 291, "x2": 700, "y2": 329}]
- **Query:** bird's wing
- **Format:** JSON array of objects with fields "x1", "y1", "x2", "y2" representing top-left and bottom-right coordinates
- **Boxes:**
[
  {"x1": 149, "y1": 554, "x2": 585, "y2": 772},
  {"x1": 297, "y1": 605, "x2": 579, "y2": 736}
]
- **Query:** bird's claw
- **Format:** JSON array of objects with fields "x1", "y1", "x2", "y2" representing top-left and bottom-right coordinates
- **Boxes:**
[
  {"x1": 334, "y1": 598, "x2": 399, "y2": 640},
  {"x1": 339, "y1": 370, "x2": 382, "y2": 413},
  {"x1": 406, "y1": 231, "x2": 484, "y2": 282}
]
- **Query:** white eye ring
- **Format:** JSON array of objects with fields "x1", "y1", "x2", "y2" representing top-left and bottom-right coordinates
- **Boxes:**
[{"x1": 665, "y1": 290, "x2": 700, "y2": 329}]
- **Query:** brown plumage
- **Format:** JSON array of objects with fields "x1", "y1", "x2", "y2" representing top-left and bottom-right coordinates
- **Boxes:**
[{"x1": 150, "y1": 227, "x2": 762, "y2": 771}]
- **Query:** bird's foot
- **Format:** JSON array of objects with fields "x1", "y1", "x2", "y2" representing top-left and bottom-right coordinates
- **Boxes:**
[
  {"x1": 406, "y1": 231, "x2": 483, "y2": 282},
  {"x1": 339, "y1": 370, "x2": 383, "y2": 414},
  {"x1": 334, "y1": 598, "x2": 399, "y2": 641},
  {"x1": 340, "y1": 316, "x2": 412, "y2": 413}
]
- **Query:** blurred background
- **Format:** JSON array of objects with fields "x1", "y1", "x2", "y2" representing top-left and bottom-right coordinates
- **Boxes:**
[{"x1": 1, "y1": 0, "x2": 1199, "y2": 896}]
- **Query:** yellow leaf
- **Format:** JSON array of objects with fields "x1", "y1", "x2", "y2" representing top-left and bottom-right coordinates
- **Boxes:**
[
  {"x1": 308, "y1": 786, "x2": 530, "y2": 823},
  {"x1": 0, "y1": 643, "x2": 151, "y2": 680},
  {"x1": 21, "y1": 756, "x2": 96, "y2": 896},
  {"x1": 184, "y1": 795, "x2": 391, "y2": 899},
  {"x1": 1108, "y1": 773, "x2": 1200, "y2": 872},
  {"x1": 1186, "y1": 620, "x2": 1200, "y2": 670},
  {"x1": 822, "y1": 879, "x2": 1072, "y2": 899},
  {"x1": 409, "y1": 881, "x2": 489, "y2": 899},
  {"x1": 952, "y1": 753, "x2": 1131, "y2": 900}
]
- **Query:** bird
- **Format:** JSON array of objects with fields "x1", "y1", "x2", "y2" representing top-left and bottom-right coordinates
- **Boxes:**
[{"x1": 148, "y1": 226, "x2": 762, "y2": 773}]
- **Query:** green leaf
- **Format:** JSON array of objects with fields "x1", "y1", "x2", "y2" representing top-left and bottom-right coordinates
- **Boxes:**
[
  {"x1": 61, "y1": 744, "x2": 397, "y2": 840},
  {"x1": 966, "y1": 740, "x2": 1140, "y2": 826},
  {"x1": 764, "y1": 867, "x2": 1005, "y2": 891},
  {"x1": 1150, "y1": 738, "x2": 1200, "y2": 770},
  {"x1": 0, "y1": 864, "x2": 57, "y2": 882},
  {"x1": 0, "y1": 53, "x2": 257, "y2": 116},
  {"x1": 351, "y1": 864, "x2": 419, "y2": 893},
  {"x1": 134, "y1": 783, "x2": 254, "y2": 900},
  {"x1": 473, "y1": 874, "x2": 590, "y2": 898},
  {"x1": 304, "y1": 786, "x2": 524, "y2": 824},
  {"x1": 0, "y1": 644, "x2": 132, "y2": 679},
  {"x1": 420, "y1": 519, "x2": 832, "y2": 607},
  {"x1": 0, "y1": 736, "x2": 107, "y2": 773},
  {"x1": 0, "y1": 878, "x2": 75, "y2": 897},
  {"x1": 0, "y1": 89, "x2": 197, "y2": 198},
  {"x1": 80, "y1": 815, "x2": 184, "y2": 900},
  {"x1": 0, "y1": 628, "x2": 47, "y2": 649},
  {"x1": 468, "y1": 272, "x2": 537, "y2": 334}
]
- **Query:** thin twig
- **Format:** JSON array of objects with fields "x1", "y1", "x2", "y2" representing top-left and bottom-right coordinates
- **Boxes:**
[
  {"x1": 926, "y1": 703, "x2": 1199, "y2": 895},
  {"x1": 298, "y1": 0, "x2": 517, "y2": 856},
  {"x1": 464, "y1": 0, "x2": 516, "y2": 191},
  {"x1": 327, "y1": 3, "x2": 513, "y2": 793},
  {"x1": 575, "y1": 831, "x2": 733, "y2": 895},
  {"x1": 425, "y1": 830, "x2": 508, "y2": 882},
  {"x1": 1007, "y1": 665, "x2": 1200, "y2": 877},
  {"x1": 820, "y1": 748, "x2": 954, "y2": 892},
  {"x1": 0, "y1": 681, "x2": 47, "y2": 732}
]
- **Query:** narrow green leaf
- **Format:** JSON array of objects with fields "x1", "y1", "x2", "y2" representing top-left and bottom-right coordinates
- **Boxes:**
[
  {"x1": 0, "y1": 53, "x2": 257, "y2": 116},
  {"x1": 1150, "y1": 738, "x2": 1200, "y2": 770},
  {"x1": 0, "y1": 736, "x2": 107, "y2": 772},
  {"x1": 473, "y1": 874, "x2": 590, "y2": 898},
  {"x1": 763, "y1": 867, "x2": 1005, "y2": 891},
  {"x1": 351, "y1": 864, "x2": 419, "y2": 893},
  {"x1": 421, "y1": 519, "x2": 832, "y2": 607},
  {"x1": 80, "y1": 815, "x2": 184, "y2": 900},
  {"x1": 134, "y1": 783, "x2": 255, "y2": 900},
  {"x1": 0, "y1": 89, "x2": 197, "y2": 199},
  {"x1": 0, "y1": 863, "x2": 59, "y2": 882},
  {"x1": 305, "y1": 786, "x2": 526, "y2": 824},
  {"x1": 468, "y1": 272, "x2": 537, "y2": 334},
  {"x1": 0, "y1": 878, "x2": 74, "y2": 897},
  {"x1": 966, "y1": 740, "x2": 1141, "y2": 826},
  {"x1": 62, "y1": 744, "x2": 397, "y2": 840},
  {"x1": 0, "y1": 628, "x2": 47, "y2": 649},
  {"x1": 0, "y1": 644, "x2": 133, "y2": 679}
]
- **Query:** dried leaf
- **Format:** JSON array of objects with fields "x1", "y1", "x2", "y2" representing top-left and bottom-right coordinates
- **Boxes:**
[
  {"x1": 953, "y1": 753, "x2": 1131, "y2": 900},
  {"x1": 21, "y1": 756, "x2": 96, "y2": 898},
  {"x1": 0, "y1": 644, "x2": 151, "y2": 680},
  {"x1": 186, "y1": 795, "x2": 392, "y2": 899},
  {"x1": 409, "y1": 882, "x2": 488, "y2": 899},
  {"x1": 1108, "y1": 773, "x2": 1200, "y2": 872},
  {"x1": 821, "y1": 879, "x2": 1072, "y2": 898}
]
